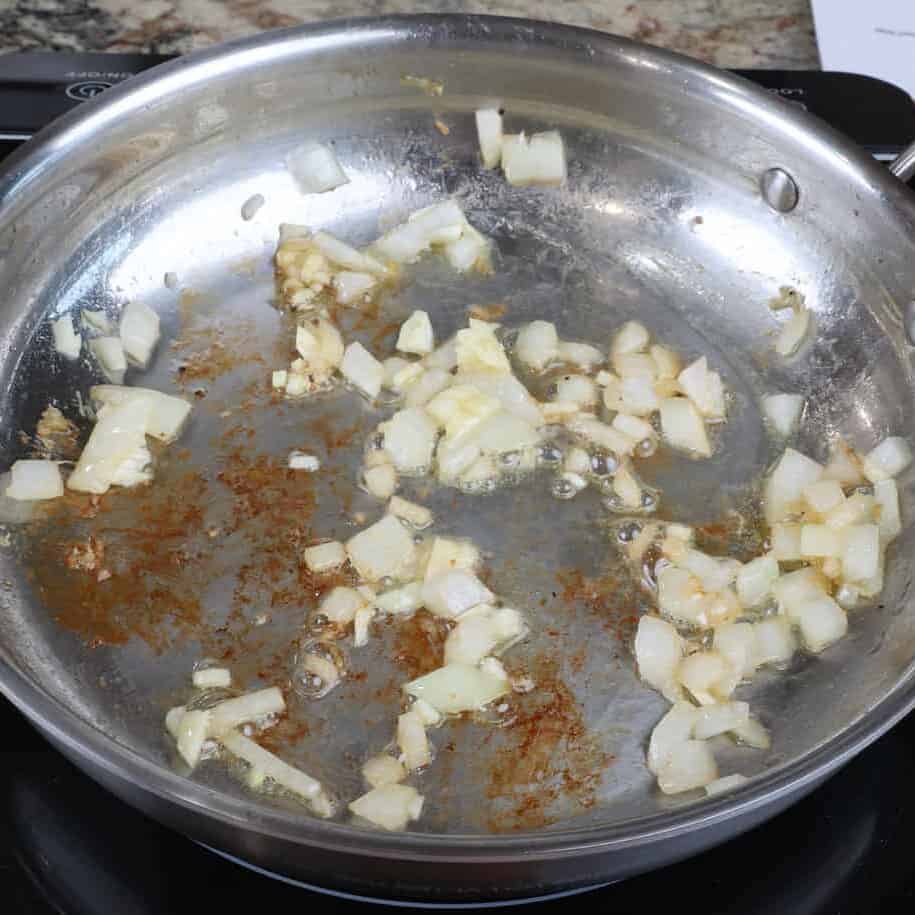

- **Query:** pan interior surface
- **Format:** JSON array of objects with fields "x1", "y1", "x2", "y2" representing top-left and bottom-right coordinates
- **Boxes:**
[{"x1": 0, "y1": 16, "x2": 914, "y2": 845}]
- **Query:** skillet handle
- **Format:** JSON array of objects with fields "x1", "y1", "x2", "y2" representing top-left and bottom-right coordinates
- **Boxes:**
[{"x1": 889, "y1": 140, "x2": 915, "y2": 183}]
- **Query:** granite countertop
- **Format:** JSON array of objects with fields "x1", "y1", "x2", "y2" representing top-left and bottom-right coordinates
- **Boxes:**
[{"x1": 0, "y1": 0, "x2": 819, "y2": 68}]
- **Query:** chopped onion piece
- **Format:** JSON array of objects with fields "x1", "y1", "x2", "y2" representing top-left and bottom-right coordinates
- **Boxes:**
[
  {"x1": 635, "y1": 616, "x2": 684, "y2": 702},
  {"x1": 303, "y1": 540, "x2": 346, "y2": 573},
  {"x1": 475, "y1": 108, "x2": 503, "y2": 168},
  {"x1": 375, "y1": 581, "x2": 423, "y2": 615},
  {"x1": 427, "y1": 384, "x2": 500, "y2": 442},
  {"x1": 736, "y1": 554, "x2": 778, "y2": 608},
  {"x1": 192, "y1": 667, "x2": 231, "y2": 689},
  {"x1": 412, "y1": 698, "x2": 443, "y2": 727},
  {"x1": 613, "y1": 462, "x2": 642, "y2": 509},
  {"x1": 501, "y1": 130, "x2": 566, "y2": 187},
  {"x1": 175, "y1": 709, "x2": 210, "y2": 768},
  {"x1": 835, "y1": 583, "x2": 861, "y2": 610},
  {"x1": 647, "y1": 701, "x2": 699, "y2": 774},
  {"x1": 222, "y1": 731, "x2": 330, "y2": 815},
  {"x1": 705, "y1": 774, "x2": 748, "y2": 797},
  {"x1": 567, "y1": 415, "x2": 635, "y2": 456},
  {"x1": 387, "y1": 360, "x2": 423, "y2": 393},
  {"x1": 863, "y1": 436, "x2": 913, "y2": 483},
  {"x1": 363, "y1": 754, "x2": 406, "y2": 788},
  {"x1": 52, "y1": 315, "x2": 81, "y2": 359},
  {"x1": 763, "y1": 393, "x2": 803, "y2": 438},
  {"x1": 612, "y1": 413, "x2": 654, "y2": 443},
  {"x1": 364, "y1": 463, "x2": 398, "y2": 499},
  {"x1": 657, "y1": 565, "x2": 708, "y2": 626},
  {"x1": 456, "y1": 372, "x2": 543, "y2": 426},
  {"x1": 456, "y1": 319, "x2": 510, "y2": 375},
  {"x1": 678, "y1": 651, "x2": 731, "y2": 704},
  {"x1": 773, "y1": 567, "x2": 829, "y2": 616},
  {"x1": 82, "y1": 309, "x2": 113, "y2": 334},
  {"x1": 349, "y1": 784, "x2": 423, "y2": 831},
  {"x1": 404, "y1": 368, "x2": 452, "y2": 408},
  {"x1": 341, "y1": 342, "x2": 384, "y2": 399},
  {"x1": 764, "y1": 448, "x2": 824, "y2": 525},
  {"x1": 614, "y1": 353, "x2": 657, "y2": 380},
  {"x1": 422, "y1": 569, "x2": 494, "y2": 619},
  {"x1": 424, "y1": 537, "x2": 480, "y2": 580},
  {"x1": 650, "y1": 344, "x2": 681, "y2": 379},
  {"x1": 67, "y1": 400, "x2": 153, "y2": 494},
  {"x1": 515, "y1": 320, "x2": 558, "y2": 371},
  {"x1": 5, "y1": 460, "x2": 63, "y2": 501},
  {"x1": 800, "y1": 523, "x2": 842, "y2": 559},
  {"x1": 753, "y1": 616, "x2": 796, "y2": 666},
  {"x1": 387, "y1": 496, "x2": 433, "y2": 529},
  {"x1": 444, "y1": 226, "x2": 490, "y2": 272},
  {"x1": 374, "y1": 201, "x2": 466, "y2": 264},
  {"x1": 119, "y1": 301, "x2": 160, "y2": 368},
  {"x1": 611, "y1": 321, "x2": 650, "y2": 356},
  {"x1": 693, "y1": 701, "x2": 749, "y2": 740},
  {"x1": 557, "y1": 340, "x2": 603, "y2": 370},
  {"x1": 770, "y1": 522, "x2": 802, "y2": 560},
  {"x1": 555, "y1": 374, "x2": 598, "y2": 408},
  {"x1": 381, "y1": 407, "x2": 438, "y2": 474},
  {"x1": 677, "y1": 357, "x2": 725, "y2": 421},
  {"x1": 802, "y1": 480, "x2": 845, "y2": 516},
  {"x1": 730, "y1": 717, "x2": 770, "y2": 749},
  {"x1": 208, "y1": 687, "x2": 286, "y2": 736},
  {"x1": 397, "y1": 710, "x2": 431, "y2": 770},
  {"x1": 657, "y1": 739, "x2": 718, "y2": 794},
  {"x1": 659, "y1": 398, "x2": 711, "y2": 457},
  {"x1": 312, "y1": 231, "x2": 387, "y2": 276},
  {"x1": 288, "y1": 451, "x2": 320, "y2": 471},
  {"x1": 841, "y1": 524, "x2": 880, "y2": 582},
  {"x1": 822, "y1": 439, "x2": 865, "y2": 486},
  {"x1": 563, "y1": 447, "x2": 591, "y2": 476},
  {"x1": 165, "y1": 706, "x2": 185, "y2": 740},
  {"x1": 713, "y1": 622, "x2": 758, "y2": 681},
  {"x1": 346, "y1": 515, "x2": 416, "y2": 581},
  {"x1": 287, "y1": 140, "x2": 348, "y2": 193},
  {"x1": 404, "y1": 663, "x2": 509, "y2": 714},
  {"x1": 874, "y1": 479, "x2": 902, "y2": 542},
  {"x1": 774, "y1": 306, "x2": 811, "y2": 356},
  {"x1": 444, "y1": 605, "x2": 526, "y2": 665},
  {"x1": 333, "y1": 271, "x2": 377, "y2": 305},
  {"x1": 425, "y1": 336, "x2": 458, "y2": 372},
  {"x1": 465, "y1": 410, "x2": 541, "y2": 456},
  {"x1": 90, "y1": 385, "x2": 191, "y2": 443},
  {"x1": 620, "y1": 377, "x2": 659, "y2": 416},
  {"x1": 679, "y1": 549, "x2": 741, "y2": 593},
  {"x1": 89, "y1": 336, "x2": 127, "y2": 383},
  {"x1": 794, "y1": 595, "x2": 848, "y2": 652},
  {"x1": 825, "y1": 492, "x2": 876, "y2": 530},
  {"x1": 320, "y1": 586, "x2": 366, "y2": 625},
  {"x1": 354, "y1": 604, "x2": 374, "y2": 647},
  {"x1": 397, "y1": 310, "x2": 435, "y2": 356}
]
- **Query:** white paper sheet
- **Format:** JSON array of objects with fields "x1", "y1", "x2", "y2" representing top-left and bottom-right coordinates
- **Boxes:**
[{"x1": 812, "y1": 0, "x2": 915, "y2": 98}]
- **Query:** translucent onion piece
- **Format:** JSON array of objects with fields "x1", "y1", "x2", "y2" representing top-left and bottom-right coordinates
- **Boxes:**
[
  {"x1": 403, "y1": 663, "x2": 509, "y2": 714},
  {"x1": 346, "y1": 515, "x2": 417, "y2": 581},
  {"x1": 286, "y1": 141, "x2": 349, "y2": 194},
  {"x1": 349, "y1": 784, "x2": 423, "y2": 831},
  {"x1": 5, "y1": 460, "x2": 64, "y2": 501}
]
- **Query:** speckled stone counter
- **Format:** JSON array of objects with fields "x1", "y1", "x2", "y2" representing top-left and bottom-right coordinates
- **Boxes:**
[{"x1": 0, "y1": 0, "x2": 818, "y2": 68}]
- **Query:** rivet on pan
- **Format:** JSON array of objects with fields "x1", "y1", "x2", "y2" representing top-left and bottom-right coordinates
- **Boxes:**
[
  {"x1": 761, "y1": 168, "x2": 799, "y2": 213},
  {"x1": 904, "y1": 300, "x2": 915, "y2": 346}
]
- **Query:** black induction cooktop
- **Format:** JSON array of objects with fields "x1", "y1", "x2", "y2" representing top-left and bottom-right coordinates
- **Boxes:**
[{"x1": 1, "y1": 51, "x2": 914, "y2": 915}]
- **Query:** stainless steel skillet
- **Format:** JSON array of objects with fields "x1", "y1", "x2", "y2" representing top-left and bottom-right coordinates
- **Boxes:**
[{"x1": 0, "y1": 14, "x2": 915, "y2": 902}]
